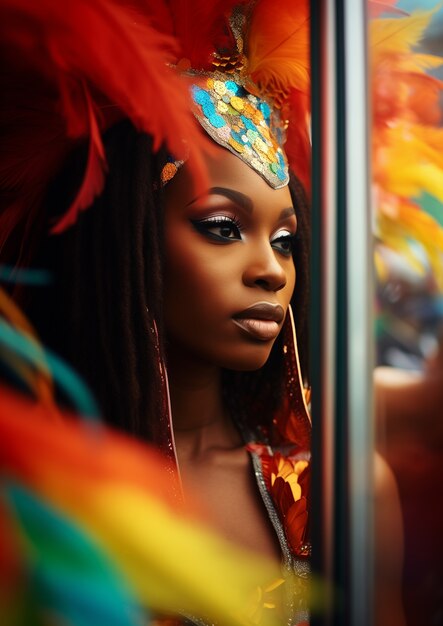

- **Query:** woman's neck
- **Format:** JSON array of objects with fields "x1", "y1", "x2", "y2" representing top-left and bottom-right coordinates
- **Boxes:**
[{"x1": 166, "y1": 350, "x2": 241, "y2": 461}]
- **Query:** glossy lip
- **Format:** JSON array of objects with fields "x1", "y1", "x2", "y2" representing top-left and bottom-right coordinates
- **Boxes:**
[{"x1": 232, "y1": 302, "x2": 285, "y2": 341}]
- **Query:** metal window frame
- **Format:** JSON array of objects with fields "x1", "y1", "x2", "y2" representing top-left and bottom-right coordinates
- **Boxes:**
[{"x1": 310, "y1": 1, "x2": 374, "y2": 624}]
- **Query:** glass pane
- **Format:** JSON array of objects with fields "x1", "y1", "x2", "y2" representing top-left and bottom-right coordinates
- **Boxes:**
[{"x1": 370, "y1": 3, "x2": 443, "y2": 626}]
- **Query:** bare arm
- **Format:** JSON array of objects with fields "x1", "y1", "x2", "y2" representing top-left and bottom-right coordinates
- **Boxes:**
[{"x1": 374, "y1": 452, "x2": 406, "y2": 626}]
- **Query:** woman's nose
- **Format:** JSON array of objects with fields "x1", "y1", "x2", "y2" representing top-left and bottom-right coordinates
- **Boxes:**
[{"x1": 242, "y1": 241, "x2": 287, "y2": 292}]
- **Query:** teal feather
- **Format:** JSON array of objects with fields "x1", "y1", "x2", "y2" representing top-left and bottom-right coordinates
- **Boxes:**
[
  {"x1": 0, "y1": 320, "x2": 99, "y2": 419},
  {"x1": 0, "y1": 266, "x2": 51, "y2": 286},
  {"x1": 4, "y1": 484, "x2": 146, "y2": 626}
]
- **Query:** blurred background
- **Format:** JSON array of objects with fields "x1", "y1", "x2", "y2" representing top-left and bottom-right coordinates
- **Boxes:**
[{"x1": 372, "y1": 3, "x2": 443, "y2": 625}]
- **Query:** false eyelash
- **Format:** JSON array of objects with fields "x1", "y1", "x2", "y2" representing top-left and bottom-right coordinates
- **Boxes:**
[{"x1": 193, "y1": 214, "x2": 243, "y2": 229}]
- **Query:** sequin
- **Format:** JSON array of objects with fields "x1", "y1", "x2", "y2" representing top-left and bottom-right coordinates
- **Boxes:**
[
  {"x1": 161, "y1": 162, "x2": 177, "y2": 184},
  {"x1": 225, "y1": 80, "x2": 240, "y2": 94},
  {"x1": 208, "y1": 113, "x2": 225, "y2": 128},
  {"x1": 259, "y1": 101, "x2": 271, "y2": 119},
  {"x1": 276, "y1": 166, "x2": 286, "y2": 180},
  {"x1": 247, "y1": 129, "x2": 258, "y2": 142},
  {"x1": 228, "y1": 136, "x2": 245, "y2": 152},
  {"x1": 254, "y1": 137, "x2": 267, "y2": 152},
  {"x1": 260, "y1": 126, "x2": 271, "y2": 141},
  {"x1": 243, "y1": 103, "x2": 254, "y2": 118},
  {"x1": 213, "y1": 80, "x2": 227, "y2": 95},
  {"x1": 217, "y1": 101, "x2": 229, "y2": 113},
  {"x1": 227, "y1": 105, "x2": 240, "y2": 116},
  {"x1": 192, "y1": 87, "x2": 210, "y2": 105},
  {"x1": 217, "y1": 126, "x2": 231, "y2": 141},
  {"x1": 230, "y1": 96, "x2": 244, "y2": 111},
  {"x1": 241, "y1": 115, "x2": 256, "y2": 131},
  {"x1": 231, "y1": 130, "x2": 246, "y2": 144}
]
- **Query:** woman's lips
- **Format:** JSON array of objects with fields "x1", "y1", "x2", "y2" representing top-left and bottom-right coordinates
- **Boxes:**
[
  {"x1": 232, "y1": 317, "x2": 280, "y2": 340},
  {"x1": 232, "y1": 302, "x2": 284, "y2": 341}
]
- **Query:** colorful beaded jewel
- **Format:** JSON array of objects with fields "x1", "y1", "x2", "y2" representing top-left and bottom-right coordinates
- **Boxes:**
[{"x1": 190, "y1": 73, "x2": 289, "y2": 189}]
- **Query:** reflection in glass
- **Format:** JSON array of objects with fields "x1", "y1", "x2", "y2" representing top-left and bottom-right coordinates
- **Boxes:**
[{"x1": 371, "y1": 3, "x2": 443, "y2": 626}]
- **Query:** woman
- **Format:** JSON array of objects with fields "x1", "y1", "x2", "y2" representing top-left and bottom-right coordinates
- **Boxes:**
[
  {"x1": 27, "y1": 117, "x2": 312, "y2": 623},
  {"x1": 1, "y1": 1, "x2": 405, "y2": 624}
]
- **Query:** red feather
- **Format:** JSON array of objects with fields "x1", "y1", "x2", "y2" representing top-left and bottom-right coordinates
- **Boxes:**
[
  {"x1": 165, "y1": 0, "x2": 250, "y2": 68},
  {"x1": 51, "y1": 84, "x2": 107, "y2": 234},
  {"x1": 0, "y1": 0, "x2": 211, "y2": 246},
  {"x1": 0, "y1": 387, "x2": 180, "y2": 505},
  {"x1": 285, "y1": 90, "x2": 311, "y2": 196}
]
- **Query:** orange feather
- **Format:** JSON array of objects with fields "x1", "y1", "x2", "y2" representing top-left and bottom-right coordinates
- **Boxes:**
[
  {"x1": 246, "y1": 0, "x2": 310, "y2": 191},
  {"x1": 247, "y1": 0, "x2": 310, "y2": 95}
]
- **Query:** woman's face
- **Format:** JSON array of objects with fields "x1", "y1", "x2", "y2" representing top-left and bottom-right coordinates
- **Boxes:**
[{"x1": 163, "y1": 144, "x2": 297, "y2": 371}]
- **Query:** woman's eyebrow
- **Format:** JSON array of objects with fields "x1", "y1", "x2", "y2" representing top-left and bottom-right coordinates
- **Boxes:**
[
  {"x1": 208, "y1": 187, "x2": 253, "y2": 213},
  {"x1": 187, "y1": 187, "x2": 253, "y2": 213},
  {"x1": 278, "y1": 207, "x2": 295, "y2": 220}
]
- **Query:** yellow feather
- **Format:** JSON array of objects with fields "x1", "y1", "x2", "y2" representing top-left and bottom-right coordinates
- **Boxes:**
[
  {"x1": 377, "y1": 201, "x2": 443, "y2": 288},
  {"x1": 370, "y1": 9, "x2": 436, "y2": 59},
  {"x1": 405, "y1": 53, "x2": 443, "y2": 71},
  {"x1": 374, "y1": 124, "x2": 443, "y2": 197},
  {"x1": 374, "y1": 247, "x2": 390, "y2": 283},
  {"x1": 378, "y1": 222, "x2": 427, "y2": 274}
]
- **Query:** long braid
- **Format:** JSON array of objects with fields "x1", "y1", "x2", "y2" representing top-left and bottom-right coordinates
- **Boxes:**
[{"x1": 27, "y1": 122, "x2": 166, "y2": 439}]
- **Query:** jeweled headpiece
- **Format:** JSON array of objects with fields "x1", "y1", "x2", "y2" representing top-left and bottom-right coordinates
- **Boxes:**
[
  {"x1": 190, "y1": 74, "x2": 289, "y2": 188},
  {"x1": 167, "y1": 3, "x2": 310, "y2": 190},
  {"x1": 164, "y1": 2, "x2": 311, "y2": 190}
]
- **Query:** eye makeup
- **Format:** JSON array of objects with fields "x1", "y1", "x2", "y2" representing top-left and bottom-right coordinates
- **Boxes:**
[
  {"x1": 190, "y1": 214, "x2": 243, "y2": 242},
  {"x1": 270, "y1": 230, "x2": 296, "y2": 256},
  {"x1": 187, "y1": 186, "x2": 297, "y2": 254}
]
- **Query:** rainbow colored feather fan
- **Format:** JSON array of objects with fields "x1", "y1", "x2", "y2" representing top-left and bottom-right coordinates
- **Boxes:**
[
  {"x1": 0, "y1": 388, "x2": 293, "y2": 626},
  {"x1": 370, "y1": 6, "x2": 443, "y2": 288}
]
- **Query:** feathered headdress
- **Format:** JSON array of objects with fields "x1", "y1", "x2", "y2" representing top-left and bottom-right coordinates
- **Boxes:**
[
  {"x1": 0, "y1": 0, "x2": 310, "y2": 257},
  {"x1": 181, "y1": 0, "x2": 310, "y2": 190},
  {"x1": 370, "y1": 6, "x2": 443, "y2": 288}
]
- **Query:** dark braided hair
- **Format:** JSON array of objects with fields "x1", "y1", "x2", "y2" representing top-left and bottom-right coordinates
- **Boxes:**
[{"x1": 25, "y1": 120, "x2": 310, "y2": 440}]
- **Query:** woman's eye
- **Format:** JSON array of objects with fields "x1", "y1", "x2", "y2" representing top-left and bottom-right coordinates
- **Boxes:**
[
  {"x1": 271, "y1": 232, "x2": 296, "y2": 256},
  {"x1": 190, "y1": 216, "x2": 242, "y2": 242}
]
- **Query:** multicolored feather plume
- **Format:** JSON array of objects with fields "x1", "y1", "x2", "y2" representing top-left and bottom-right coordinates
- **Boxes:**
[{"x1": 0, "y1": 386, "x2": 297, "y2": 625}]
